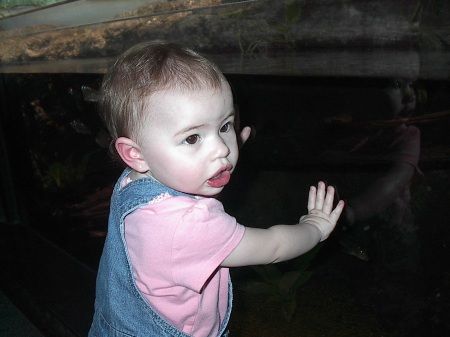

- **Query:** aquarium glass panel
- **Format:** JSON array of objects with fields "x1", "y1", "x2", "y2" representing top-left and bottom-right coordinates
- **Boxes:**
[{"x1": 0, "y1": 0, "x2": 449, "y2": 78}]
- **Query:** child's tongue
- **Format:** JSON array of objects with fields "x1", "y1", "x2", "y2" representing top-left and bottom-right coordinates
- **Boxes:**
[{"x1": 207, "y1": 170, "x2": 231, "y2": 188}]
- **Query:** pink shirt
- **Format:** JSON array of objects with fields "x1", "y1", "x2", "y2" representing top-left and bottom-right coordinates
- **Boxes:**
[{"x1": 124, "y1": 194, "x2": 245, "y2": 337}]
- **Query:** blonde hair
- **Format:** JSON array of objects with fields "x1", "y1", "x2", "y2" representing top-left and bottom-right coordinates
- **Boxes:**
[{"x1": 99, "y1": 41, "x2": 227, "y2": 159}]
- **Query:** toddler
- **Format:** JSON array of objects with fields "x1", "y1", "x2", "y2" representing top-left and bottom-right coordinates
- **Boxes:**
[{"x1": 88, "y1": 41, "x2": 344, "y2": 337}]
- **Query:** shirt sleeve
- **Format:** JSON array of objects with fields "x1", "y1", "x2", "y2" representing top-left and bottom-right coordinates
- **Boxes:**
[
  {"x1": 387, "y1": 125, "x2": 421, "y2": 170},
  {"x1": 171, "y1": 198, "x2": 245, "y2": 293}
]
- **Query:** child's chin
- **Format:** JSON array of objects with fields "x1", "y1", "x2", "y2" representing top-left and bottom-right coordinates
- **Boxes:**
[
  {"x1": 394, "y1": 107, "x2": 415, "y2": 119},
  {"x1": 201, "y1": 187, "x2": 225, "y2": 197}
]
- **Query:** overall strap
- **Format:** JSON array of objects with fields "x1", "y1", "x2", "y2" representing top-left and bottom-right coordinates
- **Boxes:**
[{"x1": 116, "y1": 168, "x2": 194, "y2": 218}]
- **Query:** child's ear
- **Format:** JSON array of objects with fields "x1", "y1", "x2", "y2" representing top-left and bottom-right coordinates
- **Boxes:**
[{"x1": 115, "y1": 137, "x2": 149, "y2": 173}]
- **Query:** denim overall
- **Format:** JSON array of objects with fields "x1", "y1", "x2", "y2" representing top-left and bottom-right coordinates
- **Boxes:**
[{"x1": 89, "y1": 168, "x2": 232, "y2": 337}]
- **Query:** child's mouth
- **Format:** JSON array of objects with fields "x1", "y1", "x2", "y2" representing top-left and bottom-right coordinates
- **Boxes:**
[{"x1": 207, "y1": 166, "x2": 232, "y2": 188}]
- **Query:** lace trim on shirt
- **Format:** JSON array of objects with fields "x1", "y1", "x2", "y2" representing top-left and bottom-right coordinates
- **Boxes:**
[
  {"x1": 149, "y1": 192, "x2": 172, "y2": 204},
  {"x1": 122, "y1": 177, "x2": 173, "y2": 204}
]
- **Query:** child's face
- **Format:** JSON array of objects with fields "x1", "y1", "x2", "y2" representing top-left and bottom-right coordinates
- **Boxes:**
[
  {"x1": 137, "y1": 84, "x2": 239, "y2": 196},
  {"x1": 382, "y1": 79, "x2": 416, "y2": 119}
]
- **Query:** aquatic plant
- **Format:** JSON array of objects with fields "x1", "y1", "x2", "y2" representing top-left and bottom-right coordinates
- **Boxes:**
[
  {"x1": 42, "y1": 151, "x2": 93, "y2": 190},
  {"x1": 0, "y1": 0, "x2": 64, "y2": 17},
  {"x1": 0, "y1": 6, "x2": 9, "y2": 15},
  {"x1": 240, "y1": 242, "x2": 323, "y2": 321},
  {"x1": 0, "y1": 0, "x2": 62, "y2": 6},
  {"x1": 224, "y1": 4, "x2": 270, "y2": 55},
  {"x1": 230, "y1": 0, "x2": 306, "y2": 55},
  {"x1": 270, "y1": 0, "x2": 306, "y2": 49},
  {"x1": 410, "y1": 0, "x2": 448, "y2": 49},
  {"x1": 235, "y1": 28, "x2": 269, "y2": 55}
]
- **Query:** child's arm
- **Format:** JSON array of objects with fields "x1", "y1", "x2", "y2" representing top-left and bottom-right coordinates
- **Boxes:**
[
  {"x1": 345, "y1": 162, "x2": 414, "y2": 225},
  {"x1": 221, "y1": 182, "x2": 344, "y2": 267}
]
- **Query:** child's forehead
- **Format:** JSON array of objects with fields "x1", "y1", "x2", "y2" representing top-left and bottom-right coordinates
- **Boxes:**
[
  {"x1": 150, "y1": 85, "x2": 231, "y2": 108},
  {"x1": 143, "y1": 85, "x2": 233, "y2": 123}
]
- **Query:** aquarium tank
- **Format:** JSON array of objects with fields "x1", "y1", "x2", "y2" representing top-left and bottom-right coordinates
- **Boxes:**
[{"x1": 0, "y1": 1, "x2": 449, "y2": 337}]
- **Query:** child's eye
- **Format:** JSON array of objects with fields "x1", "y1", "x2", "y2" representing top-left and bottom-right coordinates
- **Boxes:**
[
  {"x1": 220, "y1": 122, "x2": 234, "y2": 133},
  {"x1": 184, "y1": 134, "x2": 200, "y2": 145},
  {"x1": 391, "y1": 81, "x2": 402, "y2": 89}
]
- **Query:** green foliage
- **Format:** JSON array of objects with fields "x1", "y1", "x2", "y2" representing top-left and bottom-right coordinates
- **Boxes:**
[
  {"x1": 231, "y1": 0, "x2": 307, "y2": 55},
  {"x1": 409, "y1": 0, "x2": 448, "y2": 49},
  {"x1": 270, "y1": 0, "x2": 305, "y2": 48},
  {"x1": 236, "y1": 28, "x2": 270, "y2": 55},
  {"x1": 240, "y1": 243, "x2": 323, "y2": 321},
  {"x1": 225, "y1": 5, "x2": 270, "y2": 55},
  {"x1": 42, "y1": 152, "x2": 92, "y2": 190},
  {"x1": 416, "y1": 87, "x2": 428, "y2": 106},
  {"x1": 0, "y1": 0, "x2": 62, "y2": 6},
  {"x1": 0, "y1": 0, "x2": 64, "y2": 17},
  {"x1": 410, "y1": 0, "x2": 445, "y2": 23}
]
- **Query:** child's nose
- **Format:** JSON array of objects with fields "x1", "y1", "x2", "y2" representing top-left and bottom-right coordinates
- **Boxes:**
[{"x1": 212, "y1": 136, "x2": 230, "y2": 159}]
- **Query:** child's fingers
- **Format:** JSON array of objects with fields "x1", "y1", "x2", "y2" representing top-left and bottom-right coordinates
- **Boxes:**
[
  {"x1": 329, "y1": 200, "x2": 345, "y2": 223},
  {"x1": 314, "y1": 181, "x2": 325, "y2": 210},
  {"x1": 322, "y1": 185, "x2": 335, "y2": 214},
  {"x1": 307, "y1": 185, "x2": 317, "y2": 212},
  {"x1": 308, "y1": 182, "x2": 342, "y2": 215}
]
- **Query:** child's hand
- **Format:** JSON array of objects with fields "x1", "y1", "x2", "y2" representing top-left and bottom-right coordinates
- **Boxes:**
[{"x1": 299, "y1": 182, "x2": 344, "y2": 241}]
